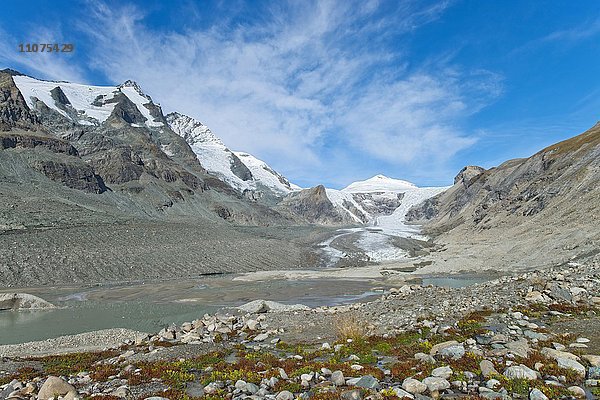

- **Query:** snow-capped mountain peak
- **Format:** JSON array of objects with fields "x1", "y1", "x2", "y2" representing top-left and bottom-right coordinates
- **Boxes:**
[
  {"x1": 166, "y1": 112, "x2": 300, "y2": 198},
  {"x1": 166, "y1": 112, "x2": 223, "y2": 146},
  {"x1": 11, "y1": 74, "x2": 163, "y2": 127},
  {"x1": 234, "y1": 152, "x2": 301, "y2": 192},
  {"x1": 342, "y1": 174, "x2": 417, "y2": 193}
]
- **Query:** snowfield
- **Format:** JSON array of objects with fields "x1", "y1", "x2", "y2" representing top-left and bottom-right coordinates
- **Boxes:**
[
  {"x1": 13, "y1": 75, "x2": 162, "y2": 127},
  {"x1": 167, "y1": 112, "x2": 300, "y2": 196}
]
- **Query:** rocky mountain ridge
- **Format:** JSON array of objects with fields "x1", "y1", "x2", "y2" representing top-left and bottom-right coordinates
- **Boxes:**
[{"x1": 407, "y1": 122, "x2": 600, "y2": 272}]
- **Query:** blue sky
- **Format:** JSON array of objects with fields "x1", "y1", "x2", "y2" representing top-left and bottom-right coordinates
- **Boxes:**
[{"x1": 1, "y1": 0, "x2": 599, "y2": 188}]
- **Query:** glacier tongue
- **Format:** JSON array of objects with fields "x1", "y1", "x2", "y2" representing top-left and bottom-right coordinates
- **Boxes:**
[{"x1": 321, "y1": 179, "x2": 449, "y2": 265}]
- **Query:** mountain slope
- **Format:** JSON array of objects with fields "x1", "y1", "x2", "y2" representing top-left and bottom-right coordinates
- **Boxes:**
[
  {"x1": 0, "y1": 69, "x2": 292, "y2": 226},
  {"x1": 167, "y1": 112, "x2": 300, "y2": 203},
  {"x1": 407, "y1": 122, "x2": 600, "y2": 271},
  {"x1": 277, "y1": 175, "x2": 447, "y2": 225}
]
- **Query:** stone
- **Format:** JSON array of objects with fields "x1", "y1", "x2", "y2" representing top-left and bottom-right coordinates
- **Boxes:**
[
  {"x1": 480, "y1": 360, "x2": 499, "y2": 378},
  {"x1": 567, "y1": 386, "x2": 586, "y2": 398},
  {"x1": 480, "y1": 391, "x2": 507, "y2": 400},
  {"x1": 439, "y1": 344, "x2": 465, "y2": 360},
  {"x1": 185, "y1": 382, "x2": 204, "y2": 397},
  {"x1": 587, "y1": 366, "x2": 600, "y2": 380},
  {"x1": 556, "y1": 358, "x2": 586, "y2": 377},
  {"x1": 486, "y1": 379, "x2": 501, "y2": 389},
  {"x1": 490, "y1": 334, "x2": 508, "y2": 344},
  {"x1": 331, "y1": 370, "x2": 345, "y2": 386},
  {"x1": 524, "y1": 330, "x2": 548, "y2": 341},
  {"x1": 431, "y1": 366, "x2": 453, "y2": 379},
  {"x1": 340, "y1": 389, "x2": 363, "y2": 400},
  {"x1": 503, "y1": 365, "x2": 538, "y2": 380},
  {"x1": 414, "y1": 352, "x2": 435, "y2": 364},
  {"x1": 402, "y1": 378, "x2": 427, "y2": 394},
  {"x1": 552, "y1": 342, "x2": 566, "y2": 351},
  {"x1": 422, "y1": 376, "x2": 450, "y2": 393},
  {"x1": 582, "y1": 354, "x2": 600, "y2": 366},
  {"x1": 541, "y1": 347, "x2": 580, "y2": 361},
  {"x1": 246, "y1": 382, "x2": 259, "y2": 394},
  {"x1": 393, "y1": 387, "x2": 415, "y2": 399},
  {"x1": 276, "y1": 391, "x2": 295, "y2": 400},
  {"x1": 355, "y1": 375, "x2": 379, "y2": 389},
  {"x1": 37, "y1": 376, "x2": 77, "y2": 400},
  {"x1": 475, "y1": 335, "x2": 493, "y2": 345},
  {"x1": 254, "y1": 332, "x2": 269, "y2": 341},
  {"x1": 506, "y1": 339, "x2": 529, "y2": 358},
  {"x1": 279, "y1": 368, "x2": 289, "y2": 380},
  {"x1": 529, "y1": 388, "x2": 548, "y2": 400},
  {"x1": 429, "y1": 340, "x2": 459, "y2": 355},
  {"x1": 525, "y1": 291, "x2": 547, "y2": 303},
  {"x1": 569, "y1": 342, "x2": 588, "y2": 348},
  {"x1": 111, "y1": 386, "x2": 130, "y2": 398},
  {"x1": 246, "y1": 319, "x2": 259, "y2": 330},
  {"x1": 235, "y1": 379, "x2": 248, "y2": 391},
  {"x1": 237, "y1": 300, "x2": 310, "y2": 313}
]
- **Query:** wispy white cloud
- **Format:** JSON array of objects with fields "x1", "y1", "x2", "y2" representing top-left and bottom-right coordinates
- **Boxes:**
[
  {"x1": 4, "y1": 0, "x2": 503, "y2": 187},
  {"x1": 511, "y1": 16, "x2": 600, "y2": 57},
  {"x1": 540, "y1": 16, "x2": 600, "y2": 43}
]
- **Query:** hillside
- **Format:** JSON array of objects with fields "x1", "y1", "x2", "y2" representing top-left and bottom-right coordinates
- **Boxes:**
[{"x1": 407, "y1": 122, "x2": 600, "y2": 272}]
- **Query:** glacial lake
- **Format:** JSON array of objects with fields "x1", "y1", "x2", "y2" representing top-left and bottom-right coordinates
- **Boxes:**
[{"x1": 0, "y1": 272, "x2": 493, "y2": 345}]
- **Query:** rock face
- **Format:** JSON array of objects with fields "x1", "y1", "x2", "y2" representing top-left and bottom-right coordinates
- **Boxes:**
[
  {"x1": 0, "y1": 293, "x2": 55, "y2": 310},
  {"x1": 0, "y1": 70, "x2": 40, "y2": 131},
  {"x1": 276, "y1": 185, "x2": 358, "y2": 224},
  {"x1": 409, "y1": 124, "x2": 600, "y2": 230},
  {"x1": 453, "y1": 165, "x2": 486, "y2": 187},
  {"x1": 407, "y1": 122, "x2": 600, "y2": 270},
  {"x1": 0, "y1": 69, "x2": 297, "y2": 226},
  {"x1": 167, "y1": 112, "x2": 299, "y2": 203}
]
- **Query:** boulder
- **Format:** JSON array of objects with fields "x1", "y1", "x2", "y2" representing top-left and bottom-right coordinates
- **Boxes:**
[
  {"x1": 237, "y1": 300, "x2": 310, "y2": 313},
  {"x1": 402, "y1": 378, "x2": 427, "y2": 394},
  {"x1": 37, "y1": 376, "x2": 77, "y2": 400},
  {"x1": 567, "y1": 386, "x2": 586, "y2": 399},
  {"x1": 430, "y1": 340, "x2": 459, "y2": 356},
  {"x1": 422, "y1": 376, "x2": 450, "y2": 393},
  {"x1": 556, "y1": 358, "x2": 586, "y2": 377},
  {"x1": 431, "y1": 366, "x2": 453, "y2": 379},
  {"x1": 529, "y1": 388, "x2": 548, "y2": 400},
  {"x1": 439, "y1": 344, "x2": 465, "y2": 359},
  {"x1": 331, "y1": 370, "x2": 345, "y2": 386},
  {"x1": 354, "y1": 375, "x2": 379, "y2": 390},
  {"x1": 503, "y1": 365, "x2": 538, "y2": 380},
  {"x1": 276, "y1": 391, "x2": 295, "y2": 400},
  {"x1": 480, "y1": 360, "x2": 499, "y2": 378}
]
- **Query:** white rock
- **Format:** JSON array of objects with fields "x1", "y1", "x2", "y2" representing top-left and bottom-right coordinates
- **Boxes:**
[
  {"x1": 402, "y1": 378, "x2": 427, "y2": 394},
  {"x1": 503, "y1": 364, "x2": 538, "y2": 380},
  {"x1": 556, "y1": 358, "x2": 586, "y2": 377},
  {"x1": 431, "y1": 366, "x2": 453, "y2": 379},
  {"x1": 422, "y1": 377, "x2": 450, "y2": 393},
  {"x1": 529, "y1": 388, "x2": 548, "y2": 400}
]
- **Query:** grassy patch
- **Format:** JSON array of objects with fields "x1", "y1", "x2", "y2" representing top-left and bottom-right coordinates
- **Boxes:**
[{"x1": 33, "y1": 350, "x2": 119, "y2": 376}]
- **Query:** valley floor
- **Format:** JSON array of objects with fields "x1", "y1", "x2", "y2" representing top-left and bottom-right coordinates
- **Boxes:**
[
  {"x1": 1, "y1": 257, "x2": 599, "y2": 399},
  {"x1": 0, "y1": 222, "x2": 336, "y2": 288}
]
